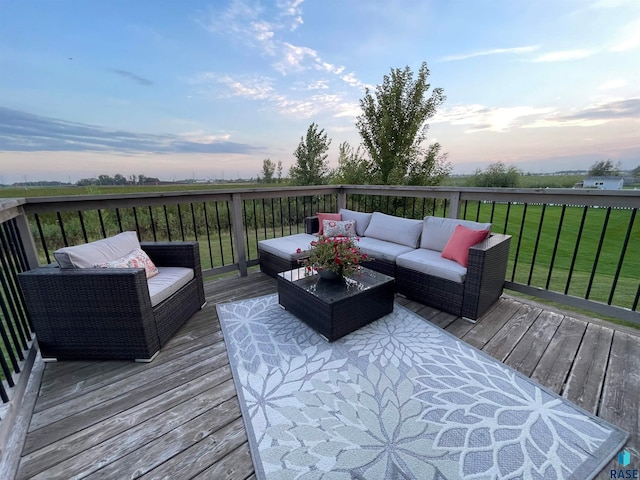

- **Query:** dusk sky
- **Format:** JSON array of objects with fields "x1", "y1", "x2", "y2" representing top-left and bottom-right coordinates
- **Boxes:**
[{"x1": 1, "y1": 0, "x2": 639, "y2": 184}]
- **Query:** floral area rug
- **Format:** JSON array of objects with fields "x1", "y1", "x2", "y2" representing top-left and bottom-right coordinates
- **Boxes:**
[{"x1": 216, "y1": 294, "x2": 627, "y2": 480}]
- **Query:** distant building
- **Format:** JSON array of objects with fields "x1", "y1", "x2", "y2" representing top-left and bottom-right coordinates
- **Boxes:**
[{"x1": 581, "y1": 176, "x2": 624, "y2": 190}]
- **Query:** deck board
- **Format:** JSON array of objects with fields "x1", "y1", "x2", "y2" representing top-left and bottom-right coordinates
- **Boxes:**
[
  {"x1": 14, "y1": 269, "x2": 638, "y2": 479},
  {"x1": 531, "y1": 316, "x2": 587, "y2": 394}
]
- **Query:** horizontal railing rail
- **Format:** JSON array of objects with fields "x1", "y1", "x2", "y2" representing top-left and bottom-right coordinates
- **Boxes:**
[{"x1": 0, "y1": 186, "x2": 637, "y2": 410}]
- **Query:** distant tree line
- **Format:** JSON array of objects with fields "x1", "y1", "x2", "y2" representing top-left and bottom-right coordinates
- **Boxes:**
[{"x1": 76, "y1": 174, "x2": 160, "y2": 186}]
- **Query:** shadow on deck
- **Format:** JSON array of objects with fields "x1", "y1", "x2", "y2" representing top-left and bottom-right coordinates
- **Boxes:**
[{"x1": 11, "y1": 269, "x2": 640, "y2": 479}]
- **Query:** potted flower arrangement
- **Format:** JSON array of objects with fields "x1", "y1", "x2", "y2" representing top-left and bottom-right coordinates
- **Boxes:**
[{"x1": 298, "y1": 236, "x2": 371, "y2": 280}]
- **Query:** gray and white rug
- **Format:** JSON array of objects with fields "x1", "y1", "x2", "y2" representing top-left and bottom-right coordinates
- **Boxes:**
[{"x1": 217, "y1": 294, "x2": 627, "y2": 480}]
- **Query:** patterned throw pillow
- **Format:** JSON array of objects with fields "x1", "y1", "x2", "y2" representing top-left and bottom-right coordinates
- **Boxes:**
[
  {"x1": 317, "y1": 213, "x2": 342, "y2": 235},
  {"x1": 94, "y1": 248, "x2": 160, "y2": 279},
  {"x1": 323, "y1": 219, "x2": 356, "y2": 237}
]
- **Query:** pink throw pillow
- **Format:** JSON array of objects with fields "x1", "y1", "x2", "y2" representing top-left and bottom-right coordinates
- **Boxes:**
[
  {"x1": 440, "y1": 225, "x2": 490, "y2": 267},
  {"x1": 94, "y1": 248, "x2": 160, "y2": 279},
  {"x1": 317, "y1": 213, "x2": 341, "y2": 235}
]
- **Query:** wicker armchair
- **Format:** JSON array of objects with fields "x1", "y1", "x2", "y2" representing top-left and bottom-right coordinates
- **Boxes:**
[{"x1": 18, "y1": 241, "x2": 206, "y2": 362}]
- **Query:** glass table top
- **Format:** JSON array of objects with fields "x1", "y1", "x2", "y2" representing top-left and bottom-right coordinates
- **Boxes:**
[{"x1": 278, "y1": 267, "x2": 394, "y2": 304}]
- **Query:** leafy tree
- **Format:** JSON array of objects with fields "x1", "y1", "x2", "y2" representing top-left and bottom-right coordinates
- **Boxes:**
[
  {"x1": 331, "y1": 142, "x2": 371, "y2": 184},
  {"x1": 405, "y1": 143, "x2": 451, "y2": 186},
  {"x1": 261, "y1": 158, "x2": 276, "y2": 183},
  {"x1": 289, "y1": 123, "x2": 331, "y2": 185},
  {"x1": 113, "y1": 173, "x2": 127, "y2": 185},
  {"x1": 276, "y1": 160, "x2": 283, "y2": 183},
  {"x1": 356, "y1": 62, "x2": 447, "y2": 185},
  {"x1": 632, "y1": 165, "x2": 640, "y2": 177},
  {"x1": 467, "y1": 162, "x2": 521, "y2": 188},
  {"x1": 588, "y1": 159, "x2": 620, "y2": 176}
]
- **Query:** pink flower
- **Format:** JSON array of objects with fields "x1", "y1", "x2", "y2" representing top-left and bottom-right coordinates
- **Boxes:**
[{"x1": 296, "y1": 248, "x2": 302, "y2": 254}]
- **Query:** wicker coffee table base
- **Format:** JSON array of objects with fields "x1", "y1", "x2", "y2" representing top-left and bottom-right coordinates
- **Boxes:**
[{"x1": 277, "y1": 272, "x2": 395, "y2": 341}]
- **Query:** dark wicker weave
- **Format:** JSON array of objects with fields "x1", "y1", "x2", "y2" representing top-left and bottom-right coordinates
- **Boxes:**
[
  {"x1": 258, "y1": 216, "x2": 318, "y2": 278},
  {"x1": 18, "y1": 242, "x2": 206, "y2": 361},
  {"x1": 278, "y1": 268, "x2": 395, "y2": 341},
  {"x1": 259, "y1": 250, "x2": 303, "y2": 278},
  {"x1": 396, "y1": 234, "x2": 511, "y2": 321},
  {"x1": 361, "y1": 257, "x2": 396, "y2": 277}
]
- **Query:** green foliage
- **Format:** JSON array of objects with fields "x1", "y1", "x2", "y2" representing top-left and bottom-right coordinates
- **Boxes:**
[
  {"x1": 76, "y1": 173, "x2": 160, "y2": 186},
  {"x1": 276, "y1": 160, "x2": 283, "y2": 182},
  {"x1": 441, "y1": 174, "x2": 584, "y2": 188},
  {"x1": 588, "y1": 159, "x2": 620, "y2": 176},
  {"x1": 303, "y1": 236, "x2": 371, "y2": 276},
  {"x1": 631, "y1": 165, "x2": 640, "y2": 177},
  {"x1": 356, "y1": 62, "x2": 448, "y2": 185},
  {"x1": 466, "y1": 162, "x2": 521, "y2": 188},
  {"x1": 261, "y1": 158, "x2": 276, "y2": 183},
  {"x1": 289, "y1": 123, "x2": 332, "y2": 185},
  {"x1": 331, "y1": 142, "x2": 371, "y2": 184}
]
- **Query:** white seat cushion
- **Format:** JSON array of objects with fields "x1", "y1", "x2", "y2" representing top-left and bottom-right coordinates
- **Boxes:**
[
  {"x1": 396, "y1": 248, "x2": 467, "y2": 283},
  {"x1": 147, "y1": 267, "x2": 194, "y2": 307},
  {"x1": 258, "y1": 233, "x2": 316, "y2": 260},
  {"x1": 356, "y1": 237, "x2": 415, "y2": 263}
]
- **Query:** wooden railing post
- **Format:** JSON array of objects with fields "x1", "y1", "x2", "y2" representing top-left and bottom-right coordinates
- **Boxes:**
[
  {"x1": 337, "y1": 188, "x2": 347, "y2": 212},
  {"x1": 448, "y1": 191, "x2": 461, "y2": 219},
  {"x1": 231, "y1": 193, "x2": 248, "y2": 277},
  {"x1": 0, "y1": 200, "x2": 41, "y2": 269}
]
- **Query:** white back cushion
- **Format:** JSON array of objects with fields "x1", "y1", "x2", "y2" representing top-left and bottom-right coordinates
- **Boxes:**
[
  {"x1": 339, "y1": 208, "x2": 373, "y2": 237},
  {"x1": 54, "y1": 231, "x2": 141, "y2": 268},
  {"x1": 420, "y1": 216, "x2": 492, "y2": 252},
  {"x1": 363, "y1": 212, "x2": 423, "y2": 248}
]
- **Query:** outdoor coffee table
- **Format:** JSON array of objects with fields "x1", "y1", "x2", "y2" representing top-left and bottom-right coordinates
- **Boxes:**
[{"x1": 277, "y1": 266, "x2": 395, "y2": 341}]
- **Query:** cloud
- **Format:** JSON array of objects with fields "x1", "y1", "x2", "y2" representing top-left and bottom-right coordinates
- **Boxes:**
[
  {"x1": 436, "y1": 97, "x2": 640, "y2": 133},
  {"x1": 194, "y1": 73, "x2": 359, "y2": 119},
  {"x1": 434, "y1": 104, "x2": 554, "y2": 132},
  {"x1": 214, "y1": 74, "x2": 277, "y2": 100},
  {"x1": 551, "y1": 97, "x2": 640, "y2": 122},
  {"x1": 610, "y1": 20, "x2": 640, "y2": 51},
  {"x1": 532, "y1": 49, "x2": 597, "y2": 62},
  {"x1": 599, "y1": 79, "x2": 628, "y2": 90},
  {"x1": 111, "y1": 69, "x2": 154, "y2": 86},
  {"x1": 274, "y1": 42, "x2": 318, "y2": 73},
  {"x1": 198, "y1": 0, "x2": 360, "y2": 88},
  {"x1": 277, "y1": 0, "x2": 304, "y2": 30},
  {"x1": 0, "y1": 107, "x2": 259, "y2": 154},
  {"x1": 440, "y1": 45, "x2": 540, "y2": 62}
]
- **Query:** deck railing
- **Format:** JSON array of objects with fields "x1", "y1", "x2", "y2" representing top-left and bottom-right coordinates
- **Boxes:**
[{"x1": 1, "y1": 184, "x2": 639, "y2": 406}]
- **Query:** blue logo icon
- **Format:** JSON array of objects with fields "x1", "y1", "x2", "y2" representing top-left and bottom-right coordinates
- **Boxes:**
[{"x1": 619, "y1": 450, "x2": 631, "y2": 467}]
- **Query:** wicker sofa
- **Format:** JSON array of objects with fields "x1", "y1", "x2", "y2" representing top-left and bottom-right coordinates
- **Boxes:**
[
  {"x1": 18, "y1": 232, "x2": 206, "y2": 362},
  {"x1": 258, "y1": 209, "x2": 511, "y2": 321}
]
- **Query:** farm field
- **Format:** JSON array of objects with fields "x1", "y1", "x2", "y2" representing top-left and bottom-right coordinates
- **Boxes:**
[{"x1": 0, "y1": 182, "x2": 265, "y2": 198}]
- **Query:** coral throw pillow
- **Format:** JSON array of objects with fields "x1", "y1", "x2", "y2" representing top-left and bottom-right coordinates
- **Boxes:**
[
  {"x1": 317, "y1": 213, "x2": 341, "y2": 235},
  {"x1": 94, "y1": 248, "x2": 160, "y2": 279},
  {"x1": 440, "y1": 225, "x2": 490, "y2": 267}
]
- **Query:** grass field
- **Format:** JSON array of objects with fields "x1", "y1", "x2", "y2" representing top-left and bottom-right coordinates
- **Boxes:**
[{"x1": 0, "y1": 182, "x2": 267, "y2": 198}]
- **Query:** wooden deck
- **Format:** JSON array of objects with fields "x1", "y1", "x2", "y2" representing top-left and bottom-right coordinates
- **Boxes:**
[{"x1": 13, "y1": 269, "x2": 640, "y2": 479}]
